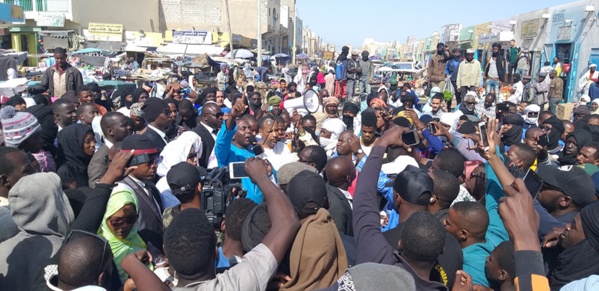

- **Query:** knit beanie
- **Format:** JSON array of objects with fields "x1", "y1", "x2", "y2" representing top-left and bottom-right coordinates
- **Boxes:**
[
  {"x1": 1, "y1": 106, "x2": 41, "y2": 147},
  {"x1": 142, "y1": 98, "x2": 168, "y2": 123}
]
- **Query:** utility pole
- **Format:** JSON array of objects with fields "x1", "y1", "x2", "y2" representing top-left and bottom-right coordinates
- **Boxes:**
[
  {"x1": 291, "y1": 0, "x2": 296, "y2": 64},
  {"x1": 257, "y1": 0, "x2": 262, "y2": 66},
  {"x1": 224, "y1": 0, "x2": 235, "y2": 58}
]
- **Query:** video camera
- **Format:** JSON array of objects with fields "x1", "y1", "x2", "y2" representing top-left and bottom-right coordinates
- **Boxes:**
[{"x1": 201, "y1": 166, "x2": 245, "y2": 227}]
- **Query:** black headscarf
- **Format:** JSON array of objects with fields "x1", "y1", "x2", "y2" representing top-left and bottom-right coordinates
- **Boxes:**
[
  {"x1": 559, "y1": 129, "x2": 593, "y2": 165},
  {"x1": 128, "y1": 88, "x2": 146, "y2": 108},
  {"x1": 336, "y1": 46, "x2": 349, "y2": 62},
  {"x1": 543, "y1": 116, "x2": 565, "y2": 150},
  {"x1": 57, "y1": 124, "x2": 94, "y2": 188},
  {"x1": 551, "y1": 202, "x2": 599, "y2": 290},
  {"x1": 198, "y1": 88, "x2": 216, "y2": 106},
  {"x1": 501, "y1": 114, "x2": 524, "y2": 147},
  {"x1": 114, "y1": 87, "x2": 135, "y2": 109}
]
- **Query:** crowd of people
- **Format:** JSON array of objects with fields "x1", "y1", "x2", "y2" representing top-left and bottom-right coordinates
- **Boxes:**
[{"x1": 1, "y1": 44, "x2": 599, "y2": 291}]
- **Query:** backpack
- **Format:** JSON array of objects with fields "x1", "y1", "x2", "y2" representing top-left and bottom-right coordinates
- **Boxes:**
[{"x1": 336, "y1": 61, "x2": 346, "y2": 80}]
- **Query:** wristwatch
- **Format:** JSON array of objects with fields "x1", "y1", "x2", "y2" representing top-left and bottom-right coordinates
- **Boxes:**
[{"x1": 354, "y1": 149, "x2": 363, "y2": 155}]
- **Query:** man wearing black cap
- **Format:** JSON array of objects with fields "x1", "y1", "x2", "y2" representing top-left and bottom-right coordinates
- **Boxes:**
[
  {"x1": 162, "y1": 162, "x2": 207, "y2": 228},
  {"x1": 114, "y1": 134, "x2": 164, "y2": 249},
  {"x1": 353, "y1": 126, "x2": 458, "y2": 290},
  {"x1": 536, "y1": 164, "x2": 597, "y2": 224},
  {"x1": 428, "y1": 43, "x2": 448, "y2": 91},
  {"x1": 142, "y1": 98, "x2": 172, "y2": 151}
]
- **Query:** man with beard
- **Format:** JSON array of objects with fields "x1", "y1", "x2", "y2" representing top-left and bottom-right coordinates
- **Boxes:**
[
  {"x1": 445, "y1": 48, "x2": 462, "y2": 109},
  {"x1": 422, "y1": 93, "x2": 445, "y2": 118},
  {"x1": 475, "y1": 93, "x2": 496, "y2": 120},
  {"x1": 458, "y1": 92, "x2": 478, "y2": 117},
  {"x1": 359, "y1": 50, "x2": 373, "y2": 95},
  {"x1": 457, "y1": 49, "x2": 482, "y2": 99},
  {"x1": 215, "y1": 99, "x2": 265, "y2": 203},
  {"x1": 258, "y1": 116, "x2": 297, "y2": 170},
  {"x1": 428, "y1": 43, "x2": 448, "y2": 90},
  {"x1": 485, "y1": 43, "x2": 506, "y2": 96}
]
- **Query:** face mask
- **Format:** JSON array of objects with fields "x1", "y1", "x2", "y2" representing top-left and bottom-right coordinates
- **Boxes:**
[
  {"x1": 342, "y1": 115, "x2": 354, "y2": 130},
  {"x1": 319, "y1": 136, "x2": 335, "y2": 148}
]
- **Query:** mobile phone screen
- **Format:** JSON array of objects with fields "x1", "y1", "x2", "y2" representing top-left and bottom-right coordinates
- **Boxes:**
[
  {"x1": 229, "y1": 162, "x2": 248, "y2": 179},
  {"x1": 537, "y1": 133, "x2": 550, "y2": 147},
  {"x1": 479, "y1": 124, "x2": 489, "y2": 148},
  {"x1": 402, "y1": 131, "x2": 419, "y2": 146},
  {"x1": 427, "y1": 123, "x2": 437, "y2": 135},
  {"x1": 523, "y1": 170, "x2": 543, "y2": 198}
]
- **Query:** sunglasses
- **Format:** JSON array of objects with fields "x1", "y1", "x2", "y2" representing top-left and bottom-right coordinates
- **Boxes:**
[
  {"x1": 108, "y1": 215, "x2": 138, "y2": 228},
  {"x1": 465, "y1": 101, "x2": 476, "y2": 105},
  {"x1": 64, "y1": 230, "x2": 109, "y2": 274},
  {"x1": 528, "y1": 112, "x2": 539, "y2": 117},
  {"x1": 128, "y1": 153, "x2": 162, "y2": 167}
]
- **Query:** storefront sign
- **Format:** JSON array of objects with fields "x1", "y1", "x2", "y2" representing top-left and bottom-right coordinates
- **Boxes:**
[
  {"x1": 521, "y1": 19, "x2": 540, "y2": 39},
  {"x1": 172, "y1": 30, "x2": 212, "y2": 45},
  {"x1": 86, "y1": 23, "x2": 123, "y2": 42},
  {"x1": 35, "y1": 12, "x2": 64, "y2": 27},
  {"x1": 0, "y1": 3, "x2": 24, "y2": 23}
]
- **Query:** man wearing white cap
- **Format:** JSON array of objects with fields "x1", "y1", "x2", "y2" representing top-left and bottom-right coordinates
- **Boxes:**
[
  {"x1": 456, "y1": 49, "x2": 482, "y2": 99},
  {"x1": 346, "y1": 51, "x2": 361, "y2": 101},
  {"x1": 577, "y1": 63, "x2": 599, "y2": 97}
]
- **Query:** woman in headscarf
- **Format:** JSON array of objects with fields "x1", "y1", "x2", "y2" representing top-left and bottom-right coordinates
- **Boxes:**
[
  {"x1": 129, "y1": 103, "x2": 147, "y2": 134},
  {"x1": 559, "y1": 129, "x2": 593, "y2": 165},
  {"x1": 98, "y1": 187, "x2": 149, "y2": 283},
  {"x1": 114, "y1": 87, "x2": 135, "y2": 116},
  {"x1": 500, "y1": 114, "x2": 524, "y2": 149},
  {"x1": 155, "y1": 131, "x2": 203, "y2": 209},
  {"x1": 57, "y1": 124, "x2": 96, "y2": 189},
  {"x1": 131, "y1": 88, "x2": 149, "y2": 105},
  {"x1": 550, "y1": 201, "x2": 599, "y2": 290},
  {"x1": 592, "y1": 99, "x2": 599, "y2": 115}
]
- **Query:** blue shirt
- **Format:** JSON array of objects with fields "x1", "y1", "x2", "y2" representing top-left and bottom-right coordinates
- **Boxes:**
[
  {"x1": 216, "y1": 247, "x2": 230, "y2": 269},
  {"x1": 214, "y1": 122, "x2": 264, "y2": 203},
  {"x1": 356, "y1": 156, "x2": 398, "y2": 231},
  {"x1": 462, "y1": 150, "x2": 509, "y2": 287}
]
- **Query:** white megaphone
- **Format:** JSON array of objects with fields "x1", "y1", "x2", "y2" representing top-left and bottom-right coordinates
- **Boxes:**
[{"x1": 282, "y1": 89, "x2": 320, "y2": 113}]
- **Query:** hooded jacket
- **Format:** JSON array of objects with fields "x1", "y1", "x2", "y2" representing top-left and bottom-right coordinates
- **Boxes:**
[{"x1": 0, "y1": 173, "x2": 74, "y2": 291}]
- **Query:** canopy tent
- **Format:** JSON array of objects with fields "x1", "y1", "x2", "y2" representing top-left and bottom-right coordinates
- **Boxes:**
[{"x1": 157, "y1": 44, "x2": 224, "y2": 57}]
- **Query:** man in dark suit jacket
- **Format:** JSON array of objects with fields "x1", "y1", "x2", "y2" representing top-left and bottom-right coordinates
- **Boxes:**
[
  {"x1": 193, "y1": 102, "x2": 223, "y2": 169},
  {"x1": 117, "y1": 134, "x2": 164, "y2": 249},
  {"x1": 141, "y1": 98, "x2": 173, "y2": 151},
  {"x1": 324, "y1": 157, "x2": 355, "y2": 236},
  {"x1": 88, "y1": 112, "x2": 131, "y2": 187}
]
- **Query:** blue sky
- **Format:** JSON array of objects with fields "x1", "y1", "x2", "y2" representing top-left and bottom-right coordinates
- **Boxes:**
[{"x1": 296, "y1": 0, "x2": 576, "y2": 49}]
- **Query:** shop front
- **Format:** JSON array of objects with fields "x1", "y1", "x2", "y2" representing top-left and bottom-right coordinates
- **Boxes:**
[{"x1": 544, "y1": 3, "x2": 589, "y2": 101}]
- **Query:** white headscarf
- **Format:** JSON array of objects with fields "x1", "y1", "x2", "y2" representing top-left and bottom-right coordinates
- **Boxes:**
[
  {"x1": 592, "y1": 99, "x2": 599, "y2": 115},
  {"x1": 440, "y1": 111, "x2": 460, "y2": 132},
  {"x1": 321, "y1": 118, "x2": 347, "y2": 140},
  {"x1": 157, "y1": 131, "x2": 203, "y2": 177},
  {"x1": 523, "y1": 104, "x2": 541, "y2": 125}
]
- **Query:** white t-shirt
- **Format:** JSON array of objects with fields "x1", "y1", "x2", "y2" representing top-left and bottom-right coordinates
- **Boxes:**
[
  {"x1": 262, "y1": 142, "x2": 298, "y2": 171},
  {"x1": 173, "y1": 243, "x2": 277, "y2": 291}
]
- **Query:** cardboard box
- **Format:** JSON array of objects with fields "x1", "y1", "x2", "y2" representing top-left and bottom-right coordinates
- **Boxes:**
[{"x1": 556, "y1": 103, "x2": 575, "y2": 120}]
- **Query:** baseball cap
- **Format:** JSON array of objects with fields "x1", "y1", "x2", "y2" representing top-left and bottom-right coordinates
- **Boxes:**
[
  {"x1": 287, "y1": 170, "x2": 328, "y2": 215},
  {"x1": 536, "y1": 164, "x2": 596, "y2": 207},
  {"x1": 167, "y1": 162, "x2": 207, "y2": 196},
  {"x1": 393, "y1": 165, "x2": 434, "y2": 206}
]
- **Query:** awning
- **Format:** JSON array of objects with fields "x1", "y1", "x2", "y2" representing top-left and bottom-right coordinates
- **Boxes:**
[
  {"x1": 157, "y1": 44, "x2": 224, "y2": 56},
  {"x1": 85, "y1": 41, "x2": 126, "y2": 51},
  {"x1": 124, "y1": 44, "x2": 156, "y2": 52}
]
